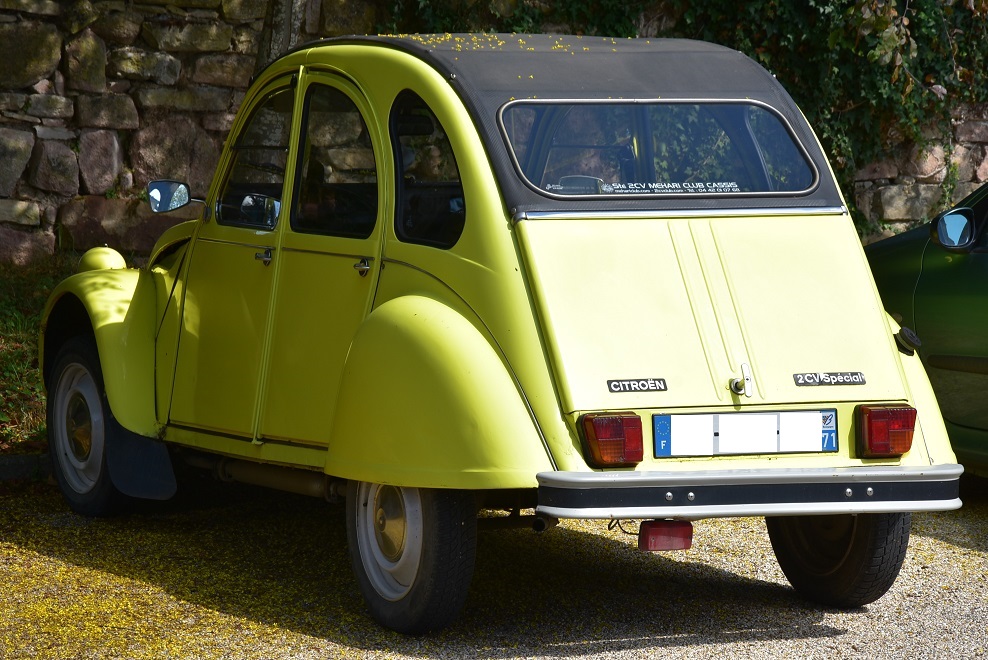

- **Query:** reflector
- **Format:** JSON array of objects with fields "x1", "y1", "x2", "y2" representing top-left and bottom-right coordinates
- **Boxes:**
[
  {"x1": 858, "y1": 406, "x2": 916, "y2": 457},
  {"x1": 639, "y1": 520, "x2": 693, "y2": 551}
]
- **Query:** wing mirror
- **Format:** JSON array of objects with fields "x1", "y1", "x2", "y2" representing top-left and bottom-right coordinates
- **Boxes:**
[
  {"x1": 930, "y1": 207, "x2": 976, "y2": 251},
  {"x1": 147, "y1": 180, "x2": 199, "y2": 213}
]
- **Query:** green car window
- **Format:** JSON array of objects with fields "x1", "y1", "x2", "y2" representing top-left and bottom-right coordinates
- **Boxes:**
[
  {"x1": 970, "y1": 192, "x2": 988, "y2": 250},
  {"x1": 292, "y1": 84, "x2": 379, "y2": 239},
  {"x1": 391, "y1": 90, "x2": 465, "y2": 249},
  {"x1": 217, "y1": 85, "x2": 295, "y2": 229},
  {"x1": 500, "y1": 101, "x2": 816, "y2": 198}
]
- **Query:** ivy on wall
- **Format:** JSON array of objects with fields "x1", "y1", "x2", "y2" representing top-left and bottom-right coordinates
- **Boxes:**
[{"x1": 377, "y1": 0, "x2": 988, "y2": 228}]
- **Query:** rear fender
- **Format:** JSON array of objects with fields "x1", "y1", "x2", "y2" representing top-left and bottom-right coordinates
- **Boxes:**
[
  {"x1": 324, "y1": 295, "x2": 552, "y2": 489},
  {"x1": 886, "y1": 315, "x2": 957, "y2": 467}
]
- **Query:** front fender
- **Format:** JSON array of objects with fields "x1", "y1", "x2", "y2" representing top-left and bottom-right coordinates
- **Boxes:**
[
  {"x1": 41, "y1": 266, "x2": 158, "y2": 438},
  {"x1": 324, "y1": 295, "x2": 552, "y2": 489}
]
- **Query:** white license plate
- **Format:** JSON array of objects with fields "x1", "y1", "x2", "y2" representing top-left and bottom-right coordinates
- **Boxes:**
[{"x1": 652, "y1": 410, "x2": 838, "y2": 457}]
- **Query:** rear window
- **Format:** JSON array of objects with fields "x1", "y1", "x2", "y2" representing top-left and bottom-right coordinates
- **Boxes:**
[{"x1": 499, "y1": 101, "x2": 816, "y2": 198}]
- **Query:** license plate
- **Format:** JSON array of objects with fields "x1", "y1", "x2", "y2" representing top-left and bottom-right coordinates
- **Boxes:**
[{"x1": 653, "y1": 410, "x2": 838, "y2": 457}]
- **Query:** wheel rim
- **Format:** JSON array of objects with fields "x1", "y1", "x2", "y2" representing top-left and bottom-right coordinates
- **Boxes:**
[
  {"x1": 354, "y1": 482, "x2": 424, "y2": 601},
  {"x1": 784, "y1": 514, "x2": 856, "y2": 576},
  {"x1": 51, "y1": 362, "x2": 105, "y2": 495}
]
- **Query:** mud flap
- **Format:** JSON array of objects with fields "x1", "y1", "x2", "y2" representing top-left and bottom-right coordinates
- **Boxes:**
[{"x1": 106, "y1": 428, "x2": 177, "y2": 500}]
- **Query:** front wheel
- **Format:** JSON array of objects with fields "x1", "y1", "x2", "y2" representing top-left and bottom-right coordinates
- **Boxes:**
[
  {"x1": 766, "y1": 512, "x2": 910, "y2": 608},
  {"x1": 346, "y1": 481, "x2": 477, "y2": 634},
  {"x1": 47, "y1": 336, "x2": 127, "y2": 516}
]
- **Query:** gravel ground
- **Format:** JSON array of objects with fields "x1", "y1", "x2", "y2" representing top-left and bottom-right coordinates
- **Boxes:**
[{"x1": 0, "y1": 473, "x2": 985, "y2": 659}]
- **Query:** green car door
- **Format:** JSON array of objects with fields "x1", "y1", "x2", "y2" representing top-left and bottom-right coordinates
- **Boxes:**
[{"x1": 913, "y1": 185, "x2": 988, "y2": 429}]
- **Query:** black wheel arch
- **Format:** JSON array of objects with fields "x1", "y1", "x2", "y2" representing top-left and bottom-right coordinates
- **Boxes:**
[{"x1": 42, "y1": 293, "x2": 93, "y2": 389}]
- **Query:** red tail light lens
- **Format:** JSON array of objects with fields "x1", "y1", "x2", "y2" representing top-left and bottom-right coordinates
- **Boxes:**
[
  {"x1": 581, "y1": 413, "x2": 643, "y2": 467},
  {"x1": 858, "y1": 405, "x2": 916, "y2": 457}
]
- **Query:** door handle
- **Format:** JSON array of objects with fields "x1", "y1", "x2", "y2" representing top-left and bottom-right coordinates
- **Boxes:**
[
  {"x1": 254, "y1": 248, "x2": 272, "y2": 266},
  {"x1": 729, "y1": 362, "x2": 753, "y2": 398},
  {"x1": 353, "y1": 258, "x2": 371, "y2": 276}
]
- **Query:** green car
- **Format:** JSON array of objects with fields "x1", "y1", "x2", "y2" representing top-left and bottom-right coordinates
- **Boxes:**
[{"x1": 866, "y1": 182, "x2": 988, "y2": 477}]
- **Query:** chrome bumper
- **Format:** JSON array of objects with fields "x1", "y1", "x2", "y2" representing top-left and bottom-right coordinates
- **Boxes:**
[{"x1": 536, "y1": 464, "x2": 964, "y2": 519}]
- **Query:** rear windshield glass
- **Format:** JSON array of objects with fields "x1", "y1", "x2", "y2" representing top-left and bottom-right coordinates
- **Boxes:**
[{"x1": 499, "y1": 101, "x2": 817, "y2": 198}]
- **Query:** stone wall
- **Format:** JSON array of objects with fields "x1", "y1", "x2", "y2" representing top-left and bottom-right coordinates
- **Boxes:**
[
  {"x1": 0, "y1": 1, "x2": 985, "y2": 264},
  {"x1": 0, "y1": 0, "x2": 376, "y2": 265},
  {"x1": 856, "y1": 103, "x2": 988, "y2": 242}
]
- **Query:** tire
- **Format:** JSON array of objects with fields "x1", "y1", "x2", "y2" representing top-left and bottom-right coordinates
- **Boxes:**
[
  {"x1": 47, "y1": 336, "x2": 127, "y2": 516},
  {"x1": 346, "y1": 481, "x2": 477, "y2": 634},
  {"x1": 766, "y1": 512, "x2": 910, "y2": 608}
]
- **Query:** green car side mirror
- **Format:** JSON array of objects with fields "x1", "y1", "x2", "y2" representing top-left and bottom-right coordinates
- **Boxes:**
[{"x1": 930, "y1": 207, "x2": 976, "y2": 251}]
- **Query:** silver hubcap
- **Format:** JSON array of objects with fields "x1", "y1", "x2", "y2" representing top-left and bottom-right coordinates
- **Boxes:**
[
  {"x1": 52, "y1": 363, "x2": 105, "y2": 494},
  {"x1": 355, "y1": 482, "x2": 424, "y2": 601}
]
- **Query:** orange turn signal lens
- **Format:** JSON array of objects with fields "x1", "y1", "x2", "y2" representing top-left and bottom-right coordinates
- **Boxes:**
[
  {"x1": 858, "y1": 405, "x2": 916, "y2": 457},
  {"x1": 580, "y1": 413, "x2": 643, "y2": 467}
]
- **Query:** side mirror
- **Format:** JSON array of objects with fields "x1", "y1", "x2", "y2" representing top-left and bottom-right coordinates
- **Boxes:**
[
  {"x1": 147, "y1": 180, "x2": 191, "y2": 213},
  {"x1": 930, "y1": 207, "x2": 976, "y2": 251}
]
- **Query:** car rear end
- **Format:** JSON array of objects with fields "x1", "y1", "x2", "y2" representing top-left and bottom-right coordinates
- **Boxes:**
[
  {"x1": 385, "y1": 33, "x2": 961, "y2": 612},
  {"x1": 517, "y1": 209, "x2": 960, "y2": 523},
  {"x1": 467, "y1": 36, "x2": 962, "y2": 607}
]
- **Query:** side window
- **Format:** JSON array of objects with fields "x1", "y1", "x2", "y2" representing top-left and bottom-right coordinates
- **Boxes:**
[
  {"x1": 293, "y1": 84, "x2": 378, "y2": 239},
  {"x1": 218, "y1": 86, "x2": 294, "y2": 229},
  {"x1": 391, "y1": 90, "x2": 465, "y2": 248}
]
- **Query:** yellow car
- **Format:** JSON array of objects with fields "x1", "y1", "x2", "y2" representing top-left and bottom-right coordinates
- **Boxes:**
[{"x1": 40, "y1": 34, "x2": 962, "y2": 633}]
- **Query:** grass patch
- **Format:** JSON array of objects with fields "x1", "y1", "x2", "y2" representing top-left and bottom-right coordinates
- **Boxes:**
[{"x1": 0, "y1": 256, "x2": 77, "y2": 454}]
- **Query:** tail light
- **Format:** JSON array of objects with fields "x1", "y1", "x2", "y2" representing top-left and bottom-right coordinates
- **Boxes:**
[
  {"x1": 857, "y1": 405, "x2": 916, "y2": 457},
  {"x1": 580, "y1": 413, "x2": 643, "y2": 467}
]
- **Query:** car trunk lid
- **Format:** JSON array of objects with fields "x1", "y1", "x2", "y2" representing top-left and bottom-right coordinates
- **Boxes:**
[{"x1": 516, "y1": 212, "x2": 907, "y2": 414}]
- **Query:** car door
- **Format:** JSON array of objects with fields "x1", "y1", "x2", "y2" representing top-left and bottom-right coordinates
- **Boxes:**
[
  {"x1": 169, "y1": 78, "x2": 297, "y2": 438},
  {"x1": 257, "y1": 73, "x2": 384, "y2": 445},
  {"x1": 913, "y1": 186, "x2": 988, "y2": 429}
]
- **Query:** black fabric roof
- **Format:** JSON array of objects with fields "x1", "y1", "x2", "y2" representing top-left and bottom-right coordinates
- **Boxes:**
[{"x1": 304, "y1": 34, "x2": 844, "y2": 214}]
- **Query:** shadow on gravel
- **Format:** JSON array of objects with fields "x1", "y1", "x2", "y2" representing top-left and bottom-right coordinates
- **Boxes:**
[
  {"x1": 0, "y1": 477, "x2": 846, "y2": 656},
  {"x1": 911, "y1": 473, "x2": 988, "y2": 554}
]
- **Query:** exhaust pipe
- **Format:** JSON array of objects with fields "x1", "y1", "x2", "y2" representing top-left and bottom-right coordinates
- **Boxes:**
[
  {"x1": 532, "y1": 515, "x2": 559, "y2": 532},
  {"x1": 476, "y1": 512, "x2": 559, "y2": 532}
]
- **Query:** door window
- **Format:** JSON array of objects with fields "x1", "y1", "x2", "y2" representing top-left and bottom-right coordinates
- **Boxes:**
[
  {"x1": 293, "y1": 85, "x2": 378, "y2": 239},
  {"x1": 218, "y1": 86, "x2": 295, "y2": 229}
]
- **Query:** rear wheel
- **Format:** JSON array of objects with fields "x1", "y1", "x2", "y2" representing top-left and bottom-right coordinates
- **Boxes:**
[
  {"x1": 47, "y1": 336, "x2": 126, "y2": 516},
  {"x1": 346, "y1": 481, "x2": 476, "y2": 634},
  {"x1": 766, "y1": 512, "x2": 910, "y2": 607}
]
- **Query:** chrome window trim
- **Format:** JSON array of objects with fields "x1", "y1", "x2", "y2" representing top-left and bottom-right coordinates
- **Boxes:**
[
  {"x1": 498, "y1": 97, "x2": 821, "y2": 201},
  {"x1": 513, "y1": 206, "x2": 848, "y2": 223}
]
